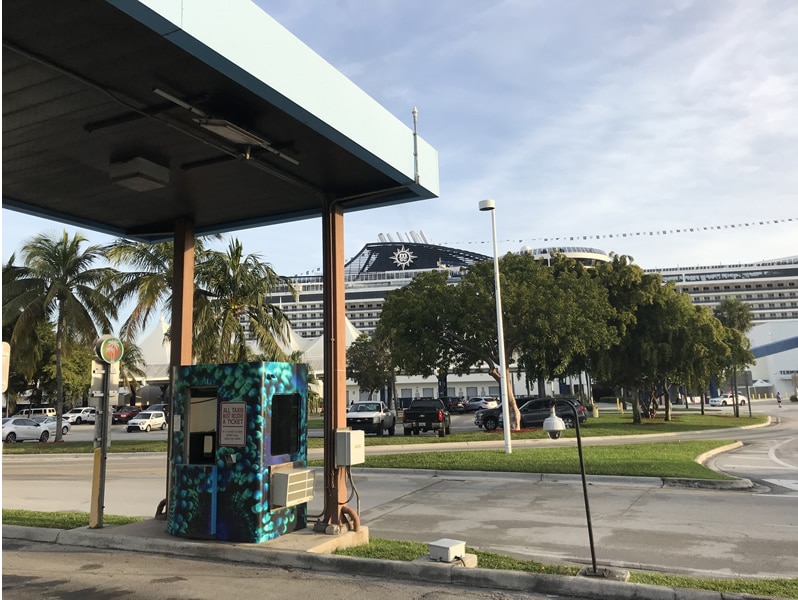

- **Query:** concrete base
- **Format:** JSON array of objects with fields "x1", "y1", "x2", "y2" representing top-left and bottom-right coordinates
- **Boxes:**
[
  {"x1": 414, "y1": 552, "x2": 478, "y2": 568},
  {"x1": 266, "y1": 525, "x2": 369, "y2": 554},
  {"x1": 577, "y1": 566, "x2": 630, "y2": 581}
]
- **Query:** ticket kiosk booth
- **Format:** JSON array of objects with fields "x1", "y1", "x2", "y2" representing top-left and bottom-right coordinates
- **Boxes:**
[{"x1": 167, "y1": 361, "x2": 313, "y2": 543}]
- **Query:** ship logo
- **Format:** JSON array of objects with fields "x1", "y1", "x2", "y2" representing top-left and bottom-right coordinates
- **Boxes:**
[{"x1": 391, "y1": 245, "x2": 416, "y2": 269}]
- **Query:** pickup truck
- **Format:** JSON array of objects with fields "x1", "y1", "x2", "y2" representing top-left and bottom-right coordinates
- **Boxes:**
[
  {"x1": 402, "y1": 398, "x2": 451, "y2": 437},
  {"x1": 346, "y1": 401, "x2": 396, "y2": 436}
]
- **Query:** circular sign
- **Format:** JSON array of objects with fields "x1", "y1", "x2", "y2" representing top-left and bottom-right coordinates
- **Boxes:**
[{"x1": 95, "y1": 335, "x2": 124, "y2": 363}]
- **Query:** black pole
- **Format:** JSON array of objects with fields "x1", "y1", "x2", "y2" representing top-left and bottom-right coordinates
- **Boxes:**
[{"x1": 570, "y1": 403, "x2": 597, "y2": 574}]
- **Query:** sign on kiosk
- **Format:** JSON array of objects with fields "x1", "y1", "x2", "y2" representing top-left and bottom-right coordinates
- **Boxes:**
[{"x1": 219, "y1": 402, "x2": 247, "y2": 447}]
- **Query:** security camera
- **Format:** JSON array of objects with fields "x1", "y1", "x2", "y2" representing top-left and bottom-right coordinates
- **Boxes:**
[{"x1": 542, "y1": 406, "x2": 565, "y2": 440}]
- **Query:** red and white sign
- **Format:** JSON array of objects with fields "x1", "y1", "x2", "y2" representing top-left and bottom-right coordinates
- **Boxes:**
[{"x1": 218, "y1": 402, "x2": 247, "y2": 447}]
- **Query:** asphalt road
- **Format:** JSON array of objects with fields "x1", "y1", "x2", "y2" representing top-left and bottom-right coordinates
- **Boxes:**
[
  {"x1": 3, "y1": 403, "x2": 797, "y2": 578},
  {"x1": 2, "y1": 538, "x2": 578, "y2": 600}
]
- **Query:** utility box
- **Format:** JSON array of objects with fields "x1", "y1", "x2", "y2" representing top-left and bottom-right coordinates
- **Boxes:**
[
  {"x1": 335, "y1": 429, "x2": 365, "y2": 466},
  {"x1": 429, "y1": 538, "x2": 467, "y2": 563},
  {"x1": 167, "y1": 361, "x2": 311, "y2": 543}
]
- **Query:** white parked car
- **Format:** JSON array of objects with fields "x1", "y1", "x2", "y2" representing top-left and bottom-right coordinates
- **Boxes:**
[
  {"x1": 2, "y1": 417, "x2": 51, "y2": 443},
  {"x1": 63, "y1": 407, "x2": 97, "y2": 424},
  {"x1": 465, "y1": 397, "x2": 499, "y2": 412},
  {"x1": 126, "y1": 411, "x2": 167, "y2": 433},
  {"x1": 32, "y1": 416, "x2": 71, "y2": 437},
  {"x1": 708, "y1": 393, "x2": 747, "y2": 407}
]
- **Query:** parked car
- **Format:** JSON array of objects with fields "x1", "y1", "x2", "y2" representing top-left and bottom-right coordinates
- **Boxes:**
[
  {"x1": 63, "y1": 406, "x2": 97, "y2": 425},
  {"x1": 512, "y1": 398, "x2": 587, "y2": 429},
  {"x1": 465, "y1": 397, "x2": 499, "y2": 412},
  {"x1": 708, "y1": 393, "x2": 747, "y2": 407},
  {"x1": 2, "y1": 417, "x2": 50, "y2": 443},
  {"x1": 32, "y1": 415, "x2": 71, "y2": 437},
  {"x1": 345, "y1": 401, "x2": 396, "y2": 436},
  {"x1": 146, "y1": 403, "x2": 170, "y2": 418},
  {"x1": 475, "y1": 401, "x2": 525, "y2": 430},
  {"x1": 126, "y1": 410, "x2": 167, "y2": 433},
  {"x1": 441, "y1": 397, "x2": 467, "y2": 414},
  {"x1": 112, "y1": 405, "x2": 142, "y2": 424}
]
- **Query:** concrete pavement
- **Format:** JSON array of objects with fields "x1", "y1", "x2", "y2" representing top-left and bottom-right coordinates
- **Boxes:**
[
  {"x1": 3, "y1": 414, "x2": 788, "y2": 600},
  {"x1": 1, "y1": 518, "x2": 780, "y2": 600}
]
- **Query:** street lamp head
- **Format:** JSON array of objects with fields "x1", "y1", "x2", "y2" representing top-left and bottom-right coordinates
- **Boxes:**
[
  {"x1": 542, "y1": 405, "x2": 566, "y2": 440},
  {"x1": 478, "y1": 199, "x2": 495, "y2": 212}
]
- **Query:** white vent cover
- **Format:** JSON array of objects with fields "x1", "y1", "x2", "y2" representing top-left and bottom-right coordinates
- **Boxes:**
[{"x1": 271, "y1": 469, "x2": 315, "y2": 508}]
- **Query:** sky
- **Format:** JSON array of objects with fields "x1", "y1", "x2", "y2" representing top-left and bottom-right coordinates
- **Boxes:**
[{"x1": 3, "y1": 0, "x2": 797, "y2": 276}]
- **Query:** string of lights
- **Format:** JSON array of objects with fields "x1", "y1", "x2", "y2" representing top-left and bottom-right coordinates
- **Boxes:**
[{"x1": 442, "y1": 217, "x2": 797, "y2": 247}]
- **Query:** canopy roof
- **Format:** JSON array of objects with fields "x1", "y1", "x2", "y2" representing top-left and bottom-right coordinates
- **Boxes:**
[{"x1": 3, "y1": 0, "x2": 439, "y2": 240}]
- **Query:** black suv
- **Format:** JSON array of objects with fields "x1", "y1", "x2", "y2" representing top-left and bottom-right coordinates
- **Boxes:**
[{"x1": 476, "y1": 398, "x2": 587, "y2": 431}]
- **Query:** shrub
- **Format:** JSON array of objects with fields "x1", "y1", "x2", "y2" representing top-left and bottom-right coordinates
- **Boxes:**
[{"x1": 790, "y1": 394, "x2": 797, "y2": 403}]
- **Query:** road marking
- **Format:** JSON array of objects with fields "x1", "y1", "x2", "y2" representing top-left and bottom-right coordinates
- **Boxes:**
[
  {"x1": 763, "y1": 479, "x2": 798, "y2": 492},
  {"x1": 768, "y1": 438, "x2": 798, "y2": 469}
]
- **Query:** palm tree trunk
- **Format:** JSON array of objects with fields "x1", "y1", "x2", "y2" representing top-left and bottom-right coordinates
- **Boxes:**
[{"x1": 55, "y1": 303, "x2": 65, "y2": 442}]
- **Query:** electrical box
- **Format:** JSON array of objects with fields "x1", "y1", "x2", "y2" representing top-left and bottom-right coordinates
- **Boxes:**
[
  {"x1": 429, "y1": 538, "x2": 466, "y2": 563},
  {"x1": 271, "y1": 469, "x2": 315, "y2": 507},
  {"x1": 335, "y1": 429, "x2": 365, "y2": 466}
]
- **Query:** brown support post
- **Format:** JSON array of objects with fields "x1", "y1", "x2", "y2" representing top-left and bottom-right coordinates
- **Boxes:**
[
  {"x1": 171, "y1": 218, "x2": 195, "y2": 367},
  {"x1": 320, "y1": 200, "x2": 348, "y2": 527},
  {"x1": 162, "y1": 217, "x2": 194, "y2": 518}
]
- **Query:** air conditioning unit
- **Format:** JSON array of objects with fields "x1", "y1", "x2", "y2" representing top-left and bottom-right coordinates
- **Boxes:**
[{"x1": 271, "y1": 469, "x2": 315, "y2": 508}]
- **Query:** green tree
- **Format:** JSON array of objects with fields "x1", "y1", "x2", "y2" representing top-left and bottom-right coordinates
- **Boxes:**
[
  {"x1": 118, "y1": 338, "x2": 147, "y2": 406},
  {"x1": 682, "y1": 305, "x2": 730, "y2": 413},
  {"x1": 2, "y1": 232, "x2": 117, "y2": 440},
  {"x1": 108, "y1": 236, "x2": 292, "y2": 364},
  {"x1": 193, "y1": 239, "x2": 293, "y2": 363},
  {"x1": 590, "y1": 255, "x2": 662, "y2": 423},
  {"x1": 713, "y1": 298, "x2": 755, "y2": 417},
  {"x1": 376, "y1": 271, "x2": 466, "y2": 398},
  {"x1": 346, "y1": 333, "x2": 392, "y2": 400}
]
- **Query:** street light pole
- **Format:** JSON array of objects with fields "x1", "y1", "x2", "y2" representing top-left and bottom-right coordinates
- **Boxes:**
[
  {"x1": 479, "y1": 199, "x2": 511, "y2": 455},
  {"x1": 543, "y1": 403, "x2": 597, "y2": 574}
]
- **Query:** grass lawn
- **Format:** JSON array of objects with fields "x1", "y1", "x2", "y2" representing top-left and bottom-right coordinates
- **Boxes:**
[
  {"x1": 335, "y1": 538, "x2": 798, "y2": 599},
  {"x1": 3, "y1": 509, "x2": 142, "y2": 529},
  {"x1": 306, "y1": 411, "x2": 766, "y2": 448},
  {"x1": 1, "y1": 440, "x2": 167, "y2": 455},
  {"x1": 310, "y1": 440, "x2": 735, "y2": 479}
]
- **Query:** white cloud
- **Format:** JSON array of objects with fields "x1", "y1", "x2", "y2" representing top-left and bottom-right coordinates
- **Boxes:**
[{"x1": 4, "y1": 1, "x2": 797, "y2": 276}]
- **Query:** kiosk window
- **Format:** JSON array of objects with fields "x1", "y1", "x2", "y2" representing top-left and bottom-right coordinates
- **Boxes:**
[
  {"x1": 187, "y1": 387, "x2": 218, "y2": 464},
  {"x1": 271, "y1": 393, "x2": 300, "y2": 456}
]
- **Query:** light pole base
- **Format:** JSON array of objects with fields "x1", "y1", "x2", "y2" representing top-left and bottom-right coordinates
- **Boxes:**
[{"x1": 577, "y1": 566, "x2": 630, "y2": 581}]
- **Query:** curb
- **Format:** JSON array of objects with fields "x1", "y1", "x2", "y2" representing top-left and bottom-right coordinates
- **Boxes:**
[{"x1": 3, "y1": 525, "x2": 773, "y2": 600}]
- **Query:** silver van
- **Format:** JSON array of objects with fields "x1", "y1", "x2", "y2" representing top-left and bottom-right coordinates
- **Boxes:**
[{"x1": 16, "y1": 407, "x2": 57, "y2": 418}]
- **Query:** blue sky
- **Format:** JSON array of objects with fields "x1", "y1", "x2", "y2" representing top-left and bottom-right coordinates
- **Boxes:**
[{"x1": 3, "y1": 0, "x2": 796, "y2": 276}]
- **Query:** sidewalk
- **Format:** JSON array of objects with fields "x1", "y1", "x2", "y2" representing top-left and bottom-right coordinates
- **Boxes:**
[{"x1": 2, "y1": 518, "x2": 769, "y2": 600}]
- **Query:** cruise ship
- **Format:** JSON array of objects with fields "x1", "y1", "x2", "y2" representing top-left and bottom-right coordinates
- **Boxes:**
[
  {"x1": 139, "y1": 234, "x2": 796, "y2": 403},
  {"x1": 266, "y1": 234, "x2": 797, "y2": 401}
]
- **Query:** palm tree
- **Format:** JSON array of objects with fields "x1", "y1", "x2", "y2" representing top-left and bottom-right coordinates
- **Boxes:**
[
  {"x1": 108, "y1": 236, "x2": 294, "y2": 365},
  {"x1": 106, "y1": 240, "x2": 187, "y2": 341},
  {"x1": 118, "y1": 338, "x2": 147, "y2": 406},
  {"x1": 2, "y1": 232, "x2": 117, "y2": 440},
  {"x1": 194, "y1": 239, "x2": 294, "y2": 363}
]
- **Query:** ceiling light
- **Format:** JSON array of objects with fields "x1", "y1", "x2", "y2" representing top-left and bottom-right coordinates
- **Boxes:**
[
  {"x1": 194, "y1": 118, "x2": 270, "y2": 147},
  {"x1": 110, "y1": 157, "x2": 169, "y2": 192}
]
